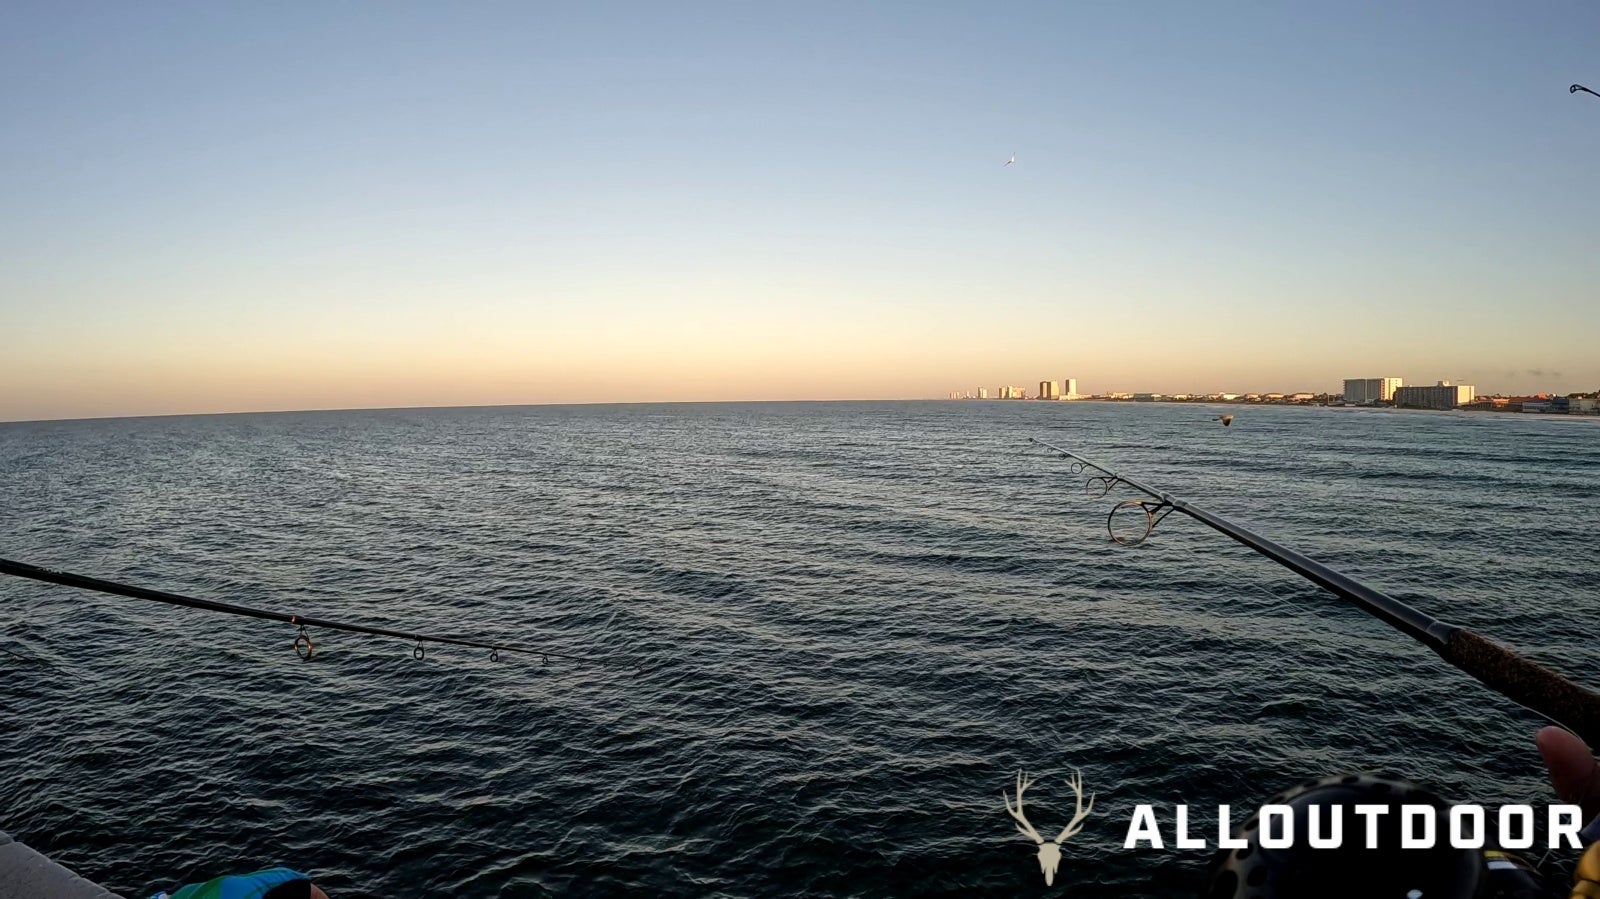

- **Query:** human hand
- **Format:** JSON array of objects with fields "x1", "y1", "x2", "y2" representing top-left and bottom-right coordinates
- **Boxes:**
[{"x1": 1536, "y1": 726, "x2": 1600, "y2": 823}]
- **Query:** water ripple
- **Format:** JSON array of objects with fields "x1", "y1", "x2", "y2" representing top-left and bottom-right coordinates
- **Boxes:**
[{"x1": 1, "y1": 401, "x2": 1596, "y2": 896}]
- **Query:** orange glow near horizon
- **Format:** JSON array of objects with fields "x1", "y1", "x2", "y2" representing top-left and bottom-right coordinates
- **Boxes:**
[{"x1": 7, "y1": 296, "x2": 1586, "y2": 422}]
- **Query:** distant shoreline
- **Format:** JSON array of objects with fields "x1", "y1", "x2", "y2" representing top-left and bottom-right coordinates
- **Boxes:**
[
  {"x1": 6, "y1": 396, "x2": 1598, "y2": 427},
  {"x1": 1013, "y1": 397, "x2": 1600, "y2": 423}
]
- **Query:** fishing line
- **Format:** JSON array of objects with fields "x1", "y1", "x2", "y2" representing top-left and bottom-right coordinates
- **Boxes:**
[
  {"x1": 1030, "y1": 437, "x2": 1600, "y2": 750},
  {"x1": 0, "y1": 641, "x2": 40, "y2": 665},
  {"x1": 0, "y1": 556, "x2": 632, "y2": 670},
  {"x1": 1235, "y1": 577, "x2": 1570, "y2": 733},
  {"x1": 0, "y1": 638, "x2": 83, "y2": 681}
]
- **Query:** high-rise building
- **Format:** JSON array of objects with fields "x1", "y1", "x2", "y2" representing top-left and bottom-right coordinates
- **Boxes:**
[
  {"x1": 978, "y1": 388, "x2": 989, "y2": 399},
  {"x1": 1393, "y1": 381, "x2": 1474, "y2": 410},
  {"x1": 1063, "y1": 378, "x2": 1079, "y2": 400},
  {"x1": 1039, "y1": 380, "x2": 1060, "y2": 400},
  {"x1": 1343, "y1": 377, "x2": 1403, "y2": 404}
]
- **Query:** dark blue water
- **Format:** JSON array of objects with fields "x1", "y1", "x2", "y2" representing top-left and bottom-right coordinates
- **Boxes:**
[{"x1": 2, "y1": 401, "x2": 1597, "y2": 897}]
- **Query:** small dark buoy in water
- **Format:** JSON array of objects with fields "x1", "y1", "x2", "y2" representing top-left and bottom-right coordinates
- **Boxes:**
[{"x1": 1215, "y1": 414, "x2": 1234, "y2": 427}]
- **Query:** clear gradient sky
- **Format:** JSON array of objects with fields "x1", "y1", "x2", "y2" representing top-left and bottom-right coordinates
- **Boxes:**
[{"x1": 3, "y1": 2, "x2": 1598, "y2": 421}]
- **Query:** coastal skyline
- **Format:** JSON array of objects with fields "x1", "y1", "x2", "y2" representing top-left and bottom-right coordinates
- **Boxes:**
[{"x1": 5, "y1": 2, "x2": 1600, "y2": 422}]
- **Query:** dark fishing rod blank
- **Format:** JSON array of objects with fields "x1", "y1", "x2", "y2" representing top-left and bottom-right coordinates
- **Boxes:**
[
  {"x1": 0, "y1": 556, "x2": 622, "y2": 669},
  {"x1": 1031, "y1": 437, "x2": 1600, "y2": 750}
]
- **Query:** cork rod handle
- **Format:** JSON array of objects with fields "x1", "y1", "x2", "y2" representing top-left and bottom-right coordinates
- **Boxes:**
[{"x1": 1439, "y1": 629, "x2": 1600, "y2": 751}]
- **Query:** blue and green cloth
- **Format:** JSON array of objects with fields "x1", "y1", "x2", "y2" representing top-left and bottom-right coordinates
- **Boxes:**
[{"x1": 150, "y1": 867, "x2": 310, "y2": 899}]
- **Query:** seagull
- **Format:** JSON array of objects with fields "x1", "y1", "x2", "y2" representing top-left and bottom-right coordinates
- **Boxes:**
[{"x1": 1004, "y1": 152, "x2": 1016, "y2": 168}]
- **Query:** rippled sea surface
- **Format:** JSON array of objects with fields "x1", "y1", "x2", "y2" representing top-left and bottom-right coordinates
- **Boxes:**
[{"x1": 2, "y1": 401, "x2": 1598, "y2": 897}]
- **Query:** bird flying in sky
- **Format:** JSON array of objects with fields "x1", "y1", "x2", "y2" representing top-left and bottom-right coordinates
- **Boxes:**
[{"x1": 1005, "y1": 153, "x2": 1016, "y2": 167}]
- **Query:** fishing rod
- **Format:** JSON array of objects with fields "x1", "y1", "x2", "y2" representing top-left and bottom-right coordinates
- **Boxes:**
[
  {"x1": 0, "y1": 556, "x2": 624, "y2": 668},
  {"x1": 1029, "y1": 437, "x2": 1600, "y2": 750}
]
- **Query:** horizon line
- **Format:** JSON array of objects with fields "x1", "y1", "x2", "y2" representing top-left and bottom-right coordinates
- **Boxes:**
[{"x1": 0, "y1": 396, "x2": 948, "y2": 426}]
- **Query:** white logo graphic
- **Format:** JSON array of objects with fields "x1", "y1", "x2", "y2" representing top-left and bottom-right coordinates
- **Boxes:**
[{"x1": 1004, "y1": 769, "x2": 1095, "y2": 886}]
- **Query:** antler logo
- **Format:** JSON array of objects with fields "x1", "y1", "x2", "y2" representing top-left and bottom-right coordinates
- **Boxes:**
[{"x1": 1003, "y1": 769, "x2": 1095, "y2": 886}]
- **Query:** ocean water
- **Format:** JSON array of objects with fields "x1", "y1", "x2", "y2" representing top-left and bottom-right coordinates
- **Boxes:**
[{"x1": 1, "y1": 400, "x2": 1597, "y2": 897}]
